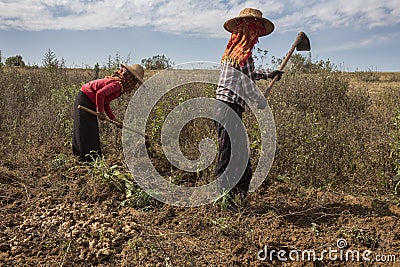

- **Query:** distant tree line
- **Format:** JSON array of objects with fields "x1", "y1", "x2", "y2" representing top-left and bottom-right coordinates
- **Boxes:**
[
  {"x1": 1, "y1": 49, "x2": 63, "y2": 70},
  {"x1": 3, "y1": 48, "x2": 334, "y2": 75},
  {"x1": 1, "y1": 49, "x2": 173, "y2": 72}
]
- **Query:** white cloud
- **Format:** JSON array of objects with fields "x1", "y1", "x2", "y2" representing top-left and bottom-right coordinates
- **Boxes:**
[
  {"x1": 0, "y1": 0, "x2": 399, "y2": 38},
  {"x1": 277, "y1": 0, "x2": 400, "y2": 32},
  {"x1": 320, "y1": 32, "x2": 400, "y2": 53}
]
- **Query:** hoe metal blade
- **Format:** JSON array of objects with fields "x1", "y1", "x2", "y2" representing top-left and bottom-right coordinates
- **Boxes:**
[{"x1": 296, "y1": 32, "x2": 311, "y2": 51}]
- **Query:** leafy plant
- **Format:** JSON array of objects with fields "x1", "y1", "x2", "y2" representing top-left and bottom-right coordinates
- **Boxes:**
[
  {"x1": 86, "y1": 156, "x2": 160, "y2": 209},
  {"x1": 252, "y1": 48, "x2": 269, "y2": 69},
  {"x1": 50, "y1": 153, "x2": 68, "y2": 170},
  {"x1": 86, "y1": 156, "x2": 132, "y2": 192},
  {"x1": 120, "y1": 186, "x2": 161, "y2": 210}
]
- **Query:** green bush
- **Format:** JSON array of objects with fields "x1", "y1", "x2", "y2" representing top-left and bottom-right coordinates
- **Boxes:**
[{"x1": 263, "y1": 71, "x2": 398, "y2": 192}]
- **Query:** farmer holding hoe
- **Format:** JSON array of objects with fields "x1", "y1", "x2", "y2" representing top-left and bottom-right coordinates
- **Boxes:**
[
  {"x1": 72, "y1": 64, "x2": 144, "y2": 161},
  {"x1": 215, "y1": 8, "x2": 283, "y2": 211}
]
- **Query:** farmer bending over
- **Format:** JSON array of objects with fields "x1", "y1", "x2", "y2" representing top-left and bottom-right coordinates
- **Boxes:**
[{"x1": 72, "y1": 64, "x2": 144, "y2": 161}]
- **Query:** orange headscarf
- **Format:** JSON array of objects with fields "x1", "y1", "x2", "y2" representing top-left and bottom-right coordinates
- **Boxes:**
[
  {"x1": 106, "y1": 67, "x2": 137, "y2": 93},
  {"x1": 221, "y1": 19, "x2": 266, "y2": 67}
]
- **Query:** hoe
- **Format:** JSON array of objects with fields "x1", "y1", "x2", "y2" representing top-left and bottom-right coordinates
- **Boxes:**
[
  {"x1": 264, "y1": 31, "x2": 311, "y2": 96},
  {"x1": 78, "y1": 105, "x2": 147, "y2": 138}
]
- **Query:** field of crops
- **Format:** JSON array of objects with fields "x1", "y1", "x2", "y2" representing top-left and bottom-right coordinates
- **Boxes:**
[{"x1": 1, "y1": 65, "x2": 400, "y2": 266}]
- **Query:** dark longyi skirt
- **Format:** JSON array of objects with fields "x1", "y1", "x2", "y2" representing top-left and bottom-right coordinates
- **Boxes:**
[
  {"x1": 72, "y1": 91, "x2": 102, "y2": 161},
  {"x1": 214, "y1": 100, "x2": 252, "y2": 196}
]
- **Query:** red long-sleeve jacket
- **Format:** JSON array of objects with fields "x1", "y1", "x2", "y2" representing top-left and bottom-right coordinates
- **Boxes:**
[{"x1": 81, "y1": 78, "x2": 122, "y2": 120}]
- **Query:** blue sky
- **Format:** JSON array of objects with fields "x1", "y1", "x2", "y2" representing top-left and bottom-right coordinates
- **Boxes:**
[{"x1": 0, "y1": 0, "x2": 399, "y2": 71}]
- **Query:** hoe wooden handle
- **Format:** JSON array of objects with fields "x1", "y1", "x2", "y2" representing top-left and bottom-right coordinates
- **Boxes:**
[
  {"x1": 265, "y1": 32, "x2": 309, "y2": 97},
  {"x1": 264, "y1": 39, "x2": 297, "y2": 96},
  {"x1": 78, "y1": 105, "x2": 147, "y2": 138}
]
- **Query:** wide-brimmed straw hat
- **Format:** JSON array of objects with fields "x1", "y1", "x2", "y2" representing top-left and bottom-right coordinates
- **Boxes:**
[
  {"x1": 121, "y1": 63, "x2": 145, "y2": 85},
  {"x1": 224, "y1": 8, "x2": 274, "y2": 36}
]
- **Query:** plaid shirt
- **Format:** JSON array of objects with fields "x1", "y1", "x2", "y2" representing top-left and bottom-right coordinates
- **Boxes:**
[{"x1": 216, "y1": 56, "x2": 269, "y2": 110}]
